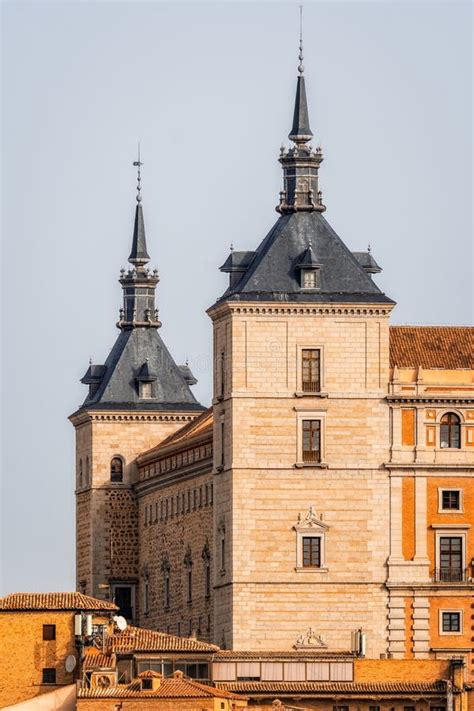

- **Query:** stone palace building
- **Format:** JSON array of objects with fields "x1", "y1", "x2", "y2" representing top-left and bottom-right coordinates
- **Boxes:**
[{"x1": 70, "y1": 44, "x2": 473, "y2": 683}]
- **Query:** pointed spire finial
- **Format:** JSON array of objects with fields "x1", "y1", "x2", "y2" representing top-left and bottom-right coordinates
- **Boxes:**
[
  {"x1": 133, "y1": 142, "x2": 143, "y2": 204},
  {"x1": 128, "y1": 145, "x2": 151, "y2": 267},
  {"x1": 298, "y1": 4, "x2": 304, "y2": 75},
  {"x1": 288, "y1": 4, "x2": 312, "y2": 144}
]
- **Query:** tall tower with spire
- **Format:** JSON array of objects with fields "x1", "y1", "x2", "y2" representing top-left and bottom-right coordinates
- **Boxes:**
[
  {"x1": 70, "y1": 155, "x2": 204, "y2": 613},
  {"x1": 208, "y1": 27, "x2": 394, "y2": 652}
]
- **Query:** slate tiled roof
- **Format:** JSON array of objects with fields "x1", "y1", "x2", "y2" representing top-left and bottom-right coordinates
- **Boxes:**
[
  {"x1": 109, "y1": 625, "x2": 219, "y2": 654},
  {"x1": 390, "y1": 326, "x2": 473, "y2": 369},
  {"x1": 216, "y1": 212, "x2": 394, "y2": 305},
  {"x1": 216, "y1": 680, "x2": 447, "y2": 695},
  {"x1": 78, "y1": 677, "x2": 242, "y2": 699},
  {"x1": 73, "y1": 328, "x2": 205, "y2": 415},
  {"x1": 0, "y1": 592, "x2": 118, "y2": 612},
  {"x1": 214, "y1": 650, "x2": 354, "y2": 660}
]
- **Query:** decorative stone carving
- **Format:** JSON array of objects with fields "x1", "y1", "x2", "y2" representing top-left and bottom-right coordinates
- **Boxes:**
[
  {"x1": 294, "y1": 627, "x2": 327, "y2": 649},
  {"x1": 294, "y1": 506, "x2": 328, "y2": 531}
]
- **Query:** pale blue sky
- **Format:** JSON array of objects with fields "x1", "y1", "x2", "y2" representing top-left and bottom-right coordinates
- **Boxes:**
[{"x1": 1, "y1": 1, "x2": 472, "y2": 593}]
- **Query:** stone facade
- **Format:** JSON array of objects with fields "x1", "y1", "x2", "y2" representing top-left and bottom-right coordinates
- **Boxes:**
[
  {"x1": 72, "y1": 411, "x2": 200, "y2": 605},
  {"x1": 209, "y1": 305, "x2": 394, "y2": 655}
]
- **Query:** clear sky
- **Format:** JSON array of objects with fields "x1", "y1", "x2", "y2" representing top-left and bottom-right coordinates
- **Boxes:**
[{"x1": 1, "y1": 0, "x2": 472, "y2": 594}]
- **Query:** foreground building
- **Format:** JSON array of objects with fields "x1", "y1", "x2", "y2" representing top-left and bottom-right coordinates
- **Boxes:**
[
  {"x1": 71, "y1": 30, "x2": 474, "y2": 693},
  {"x1": 0, "y1": 593, "x2": 117, "y2": 708}
]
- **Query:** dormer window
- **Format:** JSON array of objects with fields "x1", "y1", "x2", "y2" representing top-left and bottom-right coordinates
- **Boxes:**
[
  {"x1": 295, "y1": 245, "x2": 321, "y2": 291},
  {"x1": 136, "y1": 360, "x2": 157, "y2": 399},
  {"x1": 302, "y1": 269, "x2": 320, "y2": 289}
]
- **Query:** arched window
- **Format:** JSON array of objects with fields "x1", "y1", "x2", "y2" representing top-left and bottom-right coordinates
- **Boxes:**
[
  {"x1": 111, "y1": 457, "x2": 124, "y2": 482},
  {"x1": 440, "y1": 413, "x2": 461, "y2": 449},
  {"x1": 79, "y1": 459, "x2": 83, "y2": 488}
]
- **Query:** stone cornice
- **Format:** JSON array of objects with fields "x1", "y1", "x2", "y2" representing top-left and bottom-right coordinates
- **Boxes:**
[
  {"x1": 385, "y1": 463, "x2": 474, "y2": 471},
  {"x1": 207, "y1": 301, "x2": 393, "y2": 320},
  {"x1": 69, "y1": 410, "x2": 197, "y2": 427},
  {"x1": 387, "y1": 395, "x2": 474, "y2": 404}
]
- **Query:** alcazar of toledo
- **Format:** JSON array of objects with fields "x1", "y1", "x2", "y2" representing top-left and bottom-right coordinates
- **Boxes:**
[{"x1": 69, "y1": 39, "x2": 473, "y2": 687}]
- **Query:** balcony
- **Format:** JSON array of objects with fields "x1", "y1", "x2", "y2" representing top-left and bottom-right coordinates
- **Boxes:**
[{"x1": 432, "y1": 568, "x2": 469, "y2": 583}]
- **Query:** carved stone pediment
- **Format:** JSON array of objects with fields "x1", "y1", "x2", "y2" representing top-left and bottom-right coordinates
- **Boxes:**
[
  {"x1": 294, "y1": 627, "x2": 327, "y2": 649},
  {"x1": 293, "y1": 506, "x2": 329, "y2": 532}
]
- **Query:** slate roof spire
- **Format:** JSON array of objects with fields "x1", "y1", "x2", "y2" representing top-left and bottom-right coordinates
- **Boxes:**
[
  {"x1": 277, "y1": 9, "x2": 325, "y2": 214},
  {"x1": 288, "y1": 6, "x2": 313, "y2": 144},
  {"x1": 129, "y1": 143, "x2": 151, "y2": 268},
  {"x1": 118, "y1": 151, "x2": 161, "y2": 330}
]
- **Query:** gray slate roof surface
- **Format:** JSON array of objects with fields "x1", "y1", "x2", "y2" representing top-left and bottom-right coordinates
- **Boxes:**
[
  {"x1": 218, "y1": 212, "x2": 393, "y2": 304},
  {"x1": 78, "y1": 328, "x2": 204, "y2": 414}
]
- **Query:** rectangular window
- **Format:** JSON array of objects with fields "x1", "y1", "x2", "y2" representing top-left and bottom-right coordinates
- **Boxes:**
[
  {"x1": 42, "y1": 668, "x2": 56, "y2": 684},
  {"x1": 302, "y1": 536, "x2": 321, "y2": 567},
  {"x1": 164, "y1": 575, "x2": 170, "y2": 609},
  {"x1": 302, "y1": 419, "x2": 321, "y2": 463},
  {"x1": 369, "y1": 707, "x2": 380, "y2": 711},
  {"x1": 114, "y1": 586, "x2": 133, "y2": 620},
  {"x1": 404, "y1": 707, "x2": 415, "y2": 711},
  {"x1": 140, "y1": 382, "x2": 153, "y2": 399},
  {"x1": 220, "y1": 421, "x2": 225, "y2": 467},
  {"x1": 42, "y1": 624, "x2": 56, "y2": 641},
  {"x1": 442, "y1": 611, "x2": 461, "y2": 632},
  {"x1": 439, "y1": 536, "x2": 463, "y2": 581},
  {"x1": 302, "y1": 349, "x2": 321, "y2": 392},
  {"x1": 143, "y1": 580, "x2": 149, "y2": 615},
  {"x1": 441, "y1": 490, "x2": 461, "y2": 511},
  {"x1": 333, "y1": 706, "x2": 349, "y2": 711}
]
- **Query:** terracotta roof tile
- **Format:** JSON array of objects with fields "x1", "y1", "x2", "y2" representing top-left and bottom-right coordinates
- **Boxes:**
[
  {"x1": 82, "y1": 649, "x2": 115, "y2": 670},
  {"x1": 216, "y1": 680, "x2": 447, "y2": 695},
  {"x1": 109, "y1": 625, "x2": 219, "y2": 653},
  {"x1": 139, "y1": 407, "x2": 213, "y2": 462},
  {"x1": 390, "y1": 326, "x2": 473, "y2": 369},
  {"x1": 78, "y1": 677, "x2": 243, "y2": 699},
  {"x1": 0, "y1": 592, "x2": 118, "y2": 612}
]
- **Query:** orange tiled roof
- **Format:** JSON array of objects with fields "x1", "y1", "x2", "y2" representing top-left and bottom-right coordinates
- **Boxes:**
[
  {"x1": 390, "y1": 326, "x2": 473, "y2": 369},
  {"x1": 215, "y1": 650, "x2": 354, "y2": 660},
  {"x1": 216, "y1": 680, "x2": 447, "y2": 695},
  {"x1": 78, "y1": 677, "x2": 242, "y2": 700},
  {"x1": 83, "y1": 648, "x2": 115, "y2": 670},
  {"x1": 0, "y1": 592, "x2": 118, "y2": 612},
  {"x1": 139, "y1": 407, "x2": 213, "y2": 461},
  {"x1": 138, "y1": 670, "x2": 162, "y2": 678},
  {"x1": 109, "y1": 625, "x2": 219, "y2": 654}
]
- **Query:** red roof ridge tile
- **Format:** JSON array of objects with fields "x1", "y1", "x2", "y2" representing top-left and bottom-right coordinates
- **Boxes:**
[{"x1": 0, "y1": 592, "x2": 118, "y2": 612}]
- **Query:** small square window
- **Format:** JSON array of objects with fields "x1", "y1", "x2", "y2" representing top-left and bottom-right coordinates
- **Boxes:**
[
  {"x1": 141, "y1": 679, "x2": 153, "y2": 690},
  {"x1": 442, "y1": 611, "x2": 461, "y2": 632},
  {"x1": 441, "y1": 490, "x2": 461, "y2": 511},
  {"x1": 42, "y1": 624, "x2": 56, "y2": 641},
  {"x1": 42, "y1": 668, "x2": 56, "y2": 684}
]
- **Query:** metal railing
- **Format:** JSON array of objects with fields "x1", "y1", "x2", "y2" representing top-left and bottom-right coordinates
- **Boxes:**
[{"x1": 432, "y1": 568, "x2": 468, "y2": 583}]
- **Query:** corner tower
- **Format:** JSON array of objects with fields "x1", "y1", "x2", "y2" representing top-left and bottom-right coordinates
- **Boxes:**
[
  {"x1": 208, "y1": 36, "x2": 395, "y2": 652},
  {"x1": 70, "y1": 155, "x2": 205, "y2": 617}
]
